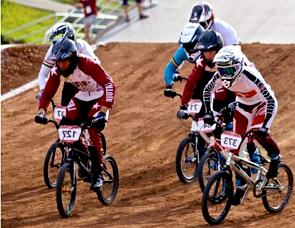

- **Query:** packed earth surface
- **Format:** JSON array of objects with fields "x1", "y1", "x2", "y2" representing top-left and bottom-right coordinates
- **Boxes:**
[{"x1": 1, "y1": 43, "x2": 295, "y2": 227}]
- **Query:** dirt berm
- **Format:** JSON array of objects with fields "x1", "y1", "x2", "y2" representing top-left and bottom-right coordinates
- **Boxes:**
[{"x1": 1, "y1": 43, "x2": 295, "y2": 227}]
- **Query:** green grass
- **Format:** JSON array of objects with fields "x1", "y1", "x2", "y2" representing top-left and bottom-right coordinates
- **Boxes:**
[{"x1": 1, "y1": 1, "x2": 58, "y2": 44}]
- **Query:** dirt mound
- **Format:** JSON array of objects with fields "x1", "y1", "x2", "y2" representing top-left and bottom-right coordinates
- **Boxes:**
[{"x1": 1, "y1": 43, "x2": 295, "y2": 227}]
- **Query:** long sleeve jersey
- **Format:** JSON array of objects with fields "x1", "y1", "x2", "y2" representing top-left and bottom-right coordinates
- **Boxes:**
[
  {"x1": 203, "y1": 65, "x2": 277, "y2": 127},
  {"x1": 39, "y1": 55, "x2": 115, "y2": 111}
]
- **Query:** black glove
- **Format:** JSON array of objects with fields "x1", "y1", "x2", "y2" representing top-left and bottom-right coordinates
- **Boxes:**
[
  {"x1": 177, "y1": 105, "x2": 189, "y2": 119},
  {"x1": 35, "y1": 111, "x2": 48, "y2": 124},
  {"x1": 92, "y1": 112, "x2": 106, "y2": 131},
  {"x1": 173, "y1": 72, "x2": 181, "y2": 82},
  {"x1": 164, "y1": 85, "x2": 176, "y2": 98},
  {"x1": 203, "y1": 111, "x2": 214, "y2": 125},
  {"x1": 256, "y1": 127, "x2": 269, "y2": 137}
]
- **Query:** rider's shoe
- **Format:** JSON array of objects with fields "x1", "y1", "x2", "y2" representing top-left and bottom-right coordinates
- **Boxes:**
[
  {"x1": 232, "y1": 185, "x2": 248, "y2": 206},
  {"x1": 92, "y1": 175, "x2": 103, "y2": 189}
]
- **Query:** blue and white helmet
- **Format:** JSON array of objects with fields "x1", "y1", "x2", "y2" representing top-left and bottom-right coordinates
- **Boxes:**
[
  {"x1": 213, "y1": 46, "x2": 244, "y2": 88},
  {"x1": 189, "y1": 2, "x2": 214, "y2": 29},
  {"x1": 179, "y1": 22, "x2": 205, "y2": 62},
  {"x1": 49, "y1": 22, "x2": 76, "y2": 43}
]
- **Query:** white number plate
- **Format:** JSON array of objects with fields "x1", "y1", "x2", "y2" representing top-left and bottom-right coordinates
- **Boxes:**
[
  {"x1": 187, "y1": 99, "x2": 202, "y2": 114},
  {"x1": 53, "y1": 106, "x2": 66, "y2": 121},
  {"x1": 58, "y1": 125, "x2": 82, "y2": 143},
  {"x1": 221, "y1": 131, "x2": 242, "y2": 150}
]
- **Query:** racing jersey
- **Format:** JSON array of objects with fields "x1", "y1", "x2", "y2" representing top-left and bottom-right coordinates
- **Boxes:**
[
  {"x1": 37, "y1": 38, "x2": 100, "y2": 90},
  {"x1": 210, "y1": 18, "x2": 240, "y2": 46},
  {"x1": 39, "y1": 54, "x2": 115, "y2": 110},
  {"x1": 203, "y1": 65, "x2": 277, "y2": 127}
]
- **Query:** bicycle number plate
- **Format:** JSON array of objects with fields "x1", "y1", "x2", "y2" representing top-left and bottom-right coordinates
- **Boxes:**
[
  {"x1": 53, "y1": 106, "x2": 66, "y2": 121},
  {"x1": 187, "y1": 99, "x2": 202, "y2": 114},
  {"x1": 58, "y1": 125, "x2": 82, "y2": 143},
  {"x1": 221, "y1": 131, "x2": 242, "y2": 150}
]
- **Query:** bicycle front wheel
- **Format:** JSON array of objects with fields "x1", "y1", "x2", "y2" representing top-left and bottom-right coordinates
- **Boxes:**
[
  {"x1": 56, "y1": 162, "x2": 77, "y2": 217},
  {"x1": 202, "y1": 171, "x2": 233, "y2": 225},
  {"x1": 175, "y1": 136, "x2": 198, "y2": 184},
  {"x1": 96, "y1": 155, "x2": 119, "y2": 205},
  {"x1": 262, "y1": 163, "x2": 293, "y2": 212},
  {"x1": 198, "y1": 151, "x2": 222, "y2": 192},
  {"x1": 43, "y1": 141, "x2": 65, "y2": 189}
]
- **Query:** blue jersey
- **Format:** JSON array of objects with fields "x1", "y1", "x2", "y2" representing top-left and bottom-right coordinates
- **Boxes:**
[{"x1": 164, "y1": 46, "x2": 190, "y2": 86}]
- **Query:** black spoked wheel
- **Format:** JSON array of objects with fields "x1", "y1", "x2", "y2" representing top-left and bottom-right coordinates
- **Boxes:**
[
  {"x1": 175, "y1": 136, "x2": 198, "y2": 184},
  {"x1": 43, "y1": 141, "x2": 65, "y2": 189},
  {"x1": 56, "y1": 162, "x2": 77, "y2": 217},
  {"x1": 202, "y1": 171, "x2": 233, "y2": 225},
  {"x1": 262, "y1": 163, "x2": 293, "y2": 212},
  {"x1": 198, "y1": 151, "x2": 223, "y2": 192},
  {"x1": 96, "y1": 155, "x2": 119, "y2": 205}
]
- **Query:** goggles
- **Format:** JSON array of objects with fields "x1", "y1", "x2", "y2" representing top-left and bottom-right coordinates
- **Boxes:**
[{"x1": 217, "y1": 63, "x2": 241, "y2": 79}]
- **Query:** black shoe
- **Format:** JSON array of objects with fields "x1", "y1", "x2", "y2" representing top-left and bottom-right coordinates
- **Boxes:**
[
  {"x1": 266, "y1": 159, "x2": 280, "y2": 179},
  {"x1": 92, "y1": 175, "x2": 103, "y2": 189},
  {"x1": 232, "y1": 186, "x2": 247, "y2": 206},
  {"x1": 139, "y1": 14, "x2": 149, "y2": 20}
]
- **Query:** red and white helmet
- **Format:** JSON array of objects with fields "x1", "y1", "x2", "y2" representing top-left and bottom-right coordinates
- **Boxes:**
[{"x1": 189, "y1": 2, "x2": 214, "y2": 29}]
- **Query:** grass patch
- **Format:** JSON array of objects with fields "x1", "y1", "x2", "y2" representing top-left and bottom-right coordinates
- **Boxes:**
[{"x1": 1, "y1": 1, "x2": 58, "y2": 44}]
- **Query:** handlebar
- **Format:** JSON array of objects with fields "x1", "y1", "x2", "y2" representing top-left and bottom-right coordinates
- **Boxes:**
[{"x1": 174, "y1": 74, "x2": 188, "y2": 82}]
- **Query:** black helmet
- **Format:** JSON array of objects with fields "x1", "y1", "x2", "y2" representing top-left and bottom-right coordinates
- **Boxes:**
[
  {"x1": 51, "y1": 37, "x2": 77, "y2": 61},
  {"x1": 51, "y1": 38, "x2": 78, "y2": 77},
  {"x1": 196, "y1": 30, "x2": 224, "y2": 52}
]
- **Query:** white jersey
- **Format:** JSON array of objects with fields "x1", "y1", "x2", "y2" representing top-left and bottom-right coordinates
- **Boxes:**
[
  {"x1": 37, "y1": 39, "x2": 100, "y2": 90},
  {"x1": 210, "y1": 18, "x2": 240, "y2": 46},
  {"x1": 203, "y1": 65, "x2": 278, "y2": 127}
]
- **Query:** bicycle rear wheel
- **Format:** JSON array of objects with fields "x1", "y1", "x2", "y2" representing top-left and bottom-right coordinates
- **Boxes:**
[
  {"x1": 175, "y1": 136, "x2": 198, "y2": 184},
  {"x1": 198, "y1": 151, "x2": 222, "y2": 192},
  {"x1": 202, "y1": 171, "x2": 233, "y2": 225},
  {"x1": 96, "y1": 155, "x2": 119, "y2": 205},
  {"x1": 262, "y1": 163, "x2": 293, "y2": 212},
  {"x1": 43, "y1": 141, "x2": 65, "y2": 189},
  {"x1": 56, "y1": 162, "x2": 77, "y2": 217}
]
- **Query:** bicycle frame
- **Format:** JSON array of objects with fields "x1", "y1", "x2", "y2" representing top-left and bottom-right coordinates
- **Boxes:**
[{"x1": 199, "y1": 129, "x2": 269, "y2": 196}]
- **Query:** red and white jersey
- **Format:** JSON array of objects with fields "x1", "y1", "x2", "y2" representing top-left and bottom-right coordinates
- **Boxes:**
[
  {"x1": 37, "y1": 38, "x2": 100, "y2": 90},
  {"x1": 203, "y1": 65, "x2": 278, "y2": 127},
  {"x1": 39, "y1": 54, "x2": 115, "y2": 110}
]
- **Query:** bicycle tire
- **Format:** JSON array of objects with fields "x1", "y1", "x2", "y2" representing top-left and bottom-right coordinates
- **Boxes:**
[
  {"x1": 56, "y1": 162, "x2": 77, "y2": 217},
  {"x1": 43, "y1": 140, "x2": 65, "y2": 189},
  {"x1": 175, "y1": 136, "x2": 198, "y2": 184},
  {"x1": 202, "y1": 171, "x2": 233, "y2": 225},
  {"x1": 96, "y1": 155, "x2": 119, "y2": 205},
  {"x1": 262, "y1": 163, "x2": 293, "y2": 213},
  {"x1": 198, "y1": 151, "x2": 222, "y2": 192}
]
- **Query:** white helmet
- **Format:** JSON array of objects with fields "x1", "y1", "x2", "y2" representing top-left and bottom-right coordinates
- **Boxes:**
[
  {"x1": 179, "y1": 22, "x2": 205, "y2": 62},
  {"x1": 189, "y1": 2, "x2": 214, "y2": 29},
  {"x1": 213, "y1": 46, "x2": 244, "y2": 88},
  {"x1": 49, "y1": 22, "x2": 76, "y2": 43}
]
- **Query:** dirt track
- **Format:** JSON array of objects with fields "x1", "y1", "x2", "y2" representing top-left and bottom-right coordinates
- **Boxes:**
[{"x1": 1, "y1": 43, "x2": 295, "y2": 227}]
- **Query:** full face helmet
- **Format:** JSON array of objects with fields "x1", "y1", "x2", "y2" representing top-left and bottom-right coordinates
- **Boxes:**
[
  {"x1": 189, "y1": 2, "x2": 214, "y2": 29},
  {"x1": 179, "y1": 22, "x2": 205, "y2": 62},
  {"x1": 49, "y1": 22, "x2": 76, "y2": 44},
  {"x1": 213, "y1": 46, "x2": 244, "y2": 88},
  {"x1": 51, "y1": 37, "x2": 78, "y2": 77}
]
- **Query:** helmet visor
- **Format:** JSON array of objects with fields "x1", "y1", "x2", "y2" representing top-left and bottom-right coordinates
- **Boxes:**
[{"x1": 217, "y1": 63, "x2": 240, "y2": 79}]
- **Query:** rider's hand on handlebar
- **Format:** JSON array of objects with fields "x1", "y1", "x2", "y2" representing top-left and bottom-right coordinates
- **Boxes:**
[
  {"x1": 92, "y1": 112, "x2": 107, "y2": 131},
  {"x1": 35, "y1": 109, "x2": 48, "y2": 124},
  {"x1": 203, "y1": 111, "x2": 215, "y2": 125},
  {"x1": 255, "y1": 127, "x2": 269, "y2": 137},
  {"x1": 164, "y1": 85, "x2": 177, "y2": 98},
  {"x1": 177, "y1": 104, "x2": 189, "y2": 120}
]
